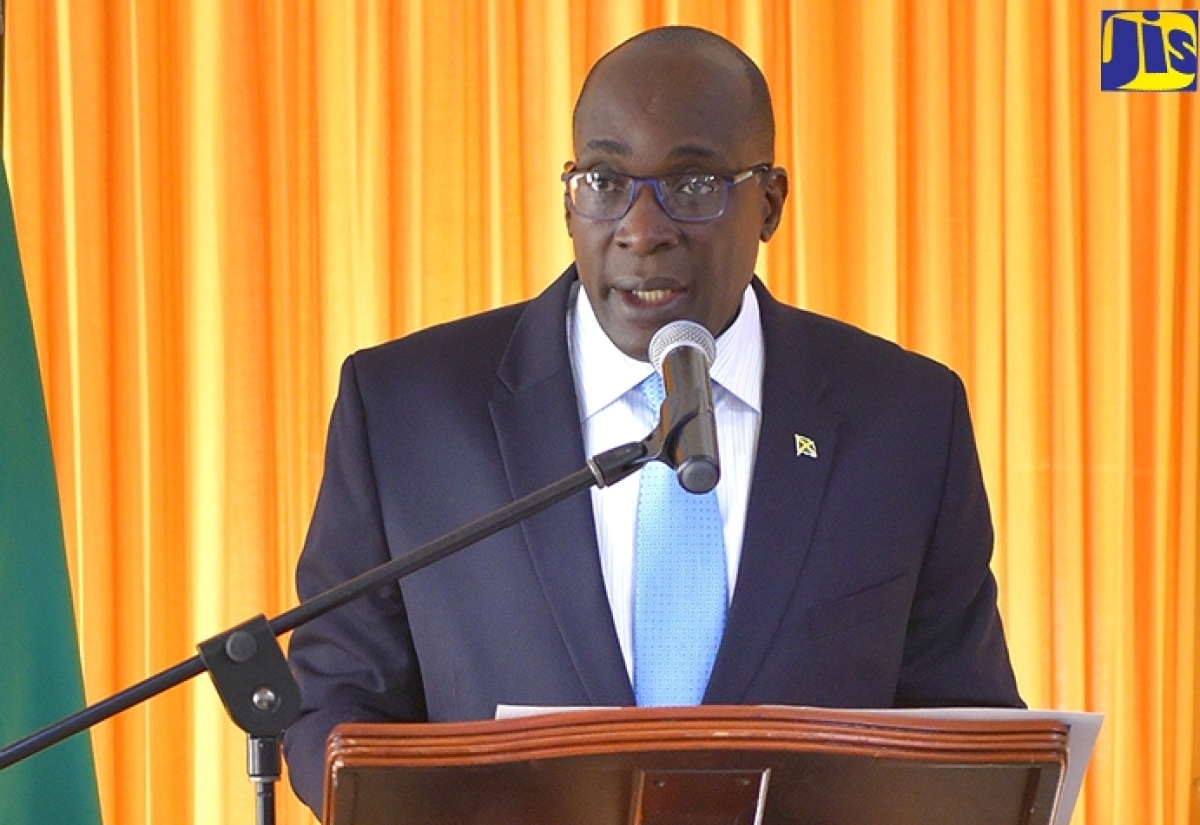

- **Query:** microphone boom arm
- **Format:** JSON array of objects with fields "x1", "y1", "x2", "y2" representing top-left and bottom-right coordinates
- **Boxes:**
[
  {"x1": 0, "y1": 418, "x2": 707, "y2": 822},
  {"x1": 0, "y1": 438, "x2": 663, "y2": 773}
]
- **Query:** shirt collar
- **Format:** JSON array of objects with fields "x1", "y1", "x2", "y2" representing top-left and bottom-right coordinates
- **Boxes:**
[{"x1": 570, "y1": 283, "x2": 764, "y2": 420}]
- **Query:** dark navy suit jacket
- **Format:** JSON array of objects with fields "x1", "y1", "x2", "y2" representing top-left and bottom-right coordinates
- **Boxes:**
[{"x1": 283, "y1": 267, "x2": 1022, "y2": 815}]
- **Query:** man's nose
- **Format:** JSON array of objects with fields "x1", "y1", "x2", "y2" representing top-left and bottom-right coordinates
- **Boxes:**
[{"x1": 614, "y1": 182, "x2": 681, "y2": 254}]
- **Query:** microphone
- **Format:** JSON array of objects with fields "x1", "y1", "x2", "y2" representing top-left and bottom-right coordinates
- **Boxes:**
[{"x1": 647, "y1": 320, "x2": 721, "y2": 494}]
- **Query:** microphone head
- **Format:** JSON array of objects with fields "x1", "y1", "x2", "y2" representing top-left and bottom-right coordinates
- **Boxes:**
[{"x1": 648, "y1": 320, "x2": 716, "y2": 373}]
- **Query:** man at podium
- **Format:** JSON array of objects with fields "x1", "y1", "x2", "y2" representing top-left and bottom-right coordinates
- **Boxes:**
[{"x1": 282, "y1": 25, "x2": 1024, "y2": 819}]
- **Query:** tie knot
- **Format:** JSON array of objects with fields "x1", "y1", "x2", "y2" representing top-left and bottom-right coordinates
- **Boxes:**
[{"x1": 640, "y1": 372, "x2": 666, "y2": 408}]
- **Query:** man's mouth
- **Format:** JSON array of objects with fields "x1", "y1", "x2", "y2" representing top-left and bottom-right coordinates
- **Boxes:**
[{"x1": 630, "y1": 288, "x2": 676, "y2": 304}]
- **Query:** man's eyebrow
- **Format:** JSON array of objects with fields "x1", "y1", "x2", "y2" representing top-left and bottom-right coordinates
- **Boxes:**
[
  {"x1": 583, "y1": 138, "x2": 631, "y2": 156},
  {"x1": 581, "y1": 141, "x2": 723, "y2": 163},
  {"x1": 665, "y1": 145, "x2": 722, "y2": 162}
]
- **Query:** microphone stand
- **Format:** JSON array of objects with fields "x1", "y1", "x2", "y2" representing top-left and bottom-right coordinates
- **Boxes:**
[{"x1": 0, "y1": 403, "x2": 694, "y2": 824}]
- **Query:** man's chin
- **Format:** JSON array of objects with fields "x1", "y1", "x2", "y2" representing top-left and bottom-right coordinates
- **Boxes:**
[{"x1": 596, "y1": 320, "x2": 655, "y2": 362}]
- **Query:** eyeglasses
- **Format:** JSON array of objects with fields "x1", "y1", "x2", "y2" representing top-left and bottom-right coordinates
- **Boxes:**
[{"x1": 561, "y1": 163, "x2": 771, "y2": 222}]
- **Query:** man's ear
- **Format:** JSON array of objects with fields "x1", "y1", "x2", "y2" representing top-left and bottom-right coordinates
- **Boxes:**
[
  {"x1": 759, "y1": 167, "x2": 789, "y2": 242},
  {"x1": 564, "y1": 195, "x2": 575, "y2": 238}
]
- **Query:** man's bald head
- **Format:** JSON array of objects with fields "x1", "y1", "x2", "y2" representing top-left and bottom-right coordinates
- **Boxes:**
[{"x1": 572, "y1": 26, "x2": 776, "y2": 160}]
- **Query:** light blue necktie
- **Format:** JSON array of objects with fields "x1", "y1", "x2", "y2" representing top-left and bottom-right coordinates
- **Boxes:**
[{"x1": 633, "y1": 372, "x2": 727, "y2": 706}]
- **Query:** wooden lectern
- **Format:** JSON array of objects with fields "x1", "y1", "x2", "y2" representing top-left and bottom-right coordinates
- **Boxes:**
[{"x1": 324, "y1": 705, "x2": 1068, "y2": 825}]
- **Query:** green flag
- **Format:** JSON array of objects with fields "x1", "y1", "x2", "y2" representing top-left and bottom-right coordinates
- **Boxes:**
[{"x1": 0, "y1": 166, "x2": 103, "y2": 823}]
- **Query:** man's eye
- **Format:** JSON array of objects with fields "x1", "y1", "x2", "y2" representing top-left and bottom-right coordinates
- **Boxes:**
[
  {"x1": 673, "y1": 174, "x2": 719, "y2": 197},
  {"x1": 583, "y1": 171, "x2": 626, "y2": 193}
]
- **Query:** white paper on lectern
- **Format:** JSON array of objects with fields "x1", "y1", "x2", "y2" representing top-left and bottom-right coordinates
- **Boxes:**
[{"x1": 495, "y1": 704, "x2": 1103, "y2": 825}]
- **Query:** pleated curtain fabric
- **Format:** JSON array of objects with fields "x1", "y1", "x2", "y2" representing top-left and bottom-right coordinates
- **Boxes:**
[{"x1": 4, "y1": 3, "x2": 1197, "y2": 823}]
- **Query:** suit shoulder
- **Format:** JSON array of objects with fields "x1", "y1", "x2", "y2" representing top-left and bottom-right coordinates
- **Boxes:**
[
  {"x1": 790, "y1": 306, "x2": 955, "y2": 386},
  {"x1": 351, "y1": 302, "x2": 528, "y2": 378},
  {"x1": 764, "y1": 302, "x2": 967, "y2": 432}
]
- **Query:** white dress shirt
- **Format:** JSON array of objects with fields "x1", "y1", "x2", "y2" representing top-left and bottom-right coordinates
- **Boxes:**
[{"x1": 568, "y1": 284, "x2": 765, "y2": 679}]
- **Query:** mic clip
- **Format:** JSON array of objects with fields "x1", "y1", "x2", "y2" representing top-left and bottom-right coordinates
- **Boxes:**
[{"x1": 647, "y1": 393, "x2": 719, "y2": 494}]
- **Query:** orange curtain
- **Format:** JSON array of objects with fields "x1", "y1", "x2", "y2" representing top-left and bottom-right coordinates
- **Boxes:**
[{"x1": 4, "y1": 2, "x2": 1198, "y2": 823}]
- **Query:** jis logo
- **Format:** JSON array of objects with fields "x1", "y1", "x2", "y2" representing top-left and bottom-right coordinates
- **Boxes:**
[{"x1": 1101, "y1": 10, "x2": 1198, "y2": 91}]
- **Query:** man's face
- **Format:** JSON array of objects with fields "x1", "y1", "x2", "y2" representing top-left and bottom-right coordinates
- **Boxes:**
[{"x1": 566, "y1": 46, "x2": 787, "y2": 361}]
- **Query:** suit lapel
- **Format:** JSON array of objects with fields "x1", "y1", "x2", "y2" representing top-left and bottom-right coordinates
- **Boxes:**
[
  {"x1": 706, "y1": 283, "x2": 840, "y2": 703},
  {"x1": 488, "y1": 269, "x2": 635, "y2": 706}
]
